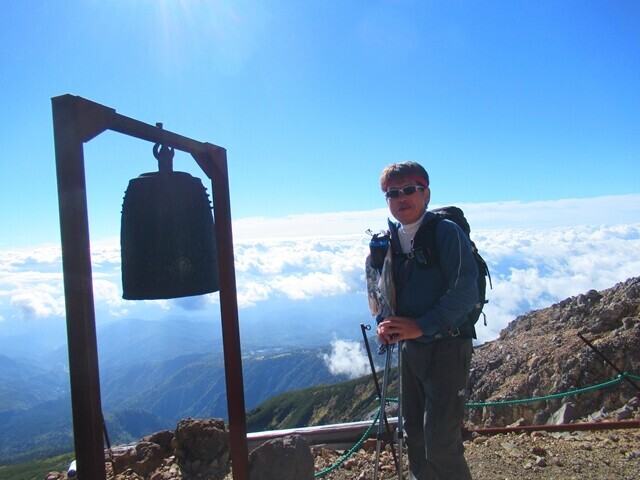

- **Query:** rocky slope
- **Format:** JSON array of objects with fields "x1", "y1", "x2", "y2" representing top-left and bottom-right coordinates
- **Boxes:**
[{"x1": 467, "y1": 276, "x2": 640, "y2": 428}]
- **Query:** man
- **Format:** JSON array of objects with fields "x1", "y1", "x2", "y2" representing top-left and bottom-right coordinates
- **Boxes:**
[{"x1": 376, "y1": 161, "x2": 478, "y2": 480}]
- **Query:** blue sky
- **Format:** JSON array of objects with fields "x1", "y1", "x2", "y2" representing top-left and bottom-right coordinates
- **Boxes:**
[
  {"x1": 1, "y1": 2, "x2": 639, "y2": 359},
  {"x1": 1, "y1": 1, "x2": 638, "y2": 247}
]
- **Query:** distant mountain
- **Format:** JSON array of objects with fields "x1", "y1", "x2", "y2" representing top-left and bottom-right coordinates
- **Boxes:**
[
  {"x1": 246, "y1": 371, "x2": 396, "y2": 432},
  {"x1": 102, "y1": 347, "x2": 346, "y2": 423},
  {"x1": 0, "y1": 290, "x2": 367, "y2": 362},
  {"x1": 0, "y1": 396, "x2": 73, "y2": 463},
  {"x1": 0, "y1": 355, "x2": 67, "y2": 413},
  {"x1": 0, "y1": 292, "x2": 368, "y2": 435},
  {"x1": 96, "y1": 318, "x2": 221, "y2": 366},
  {"x1": 103, "y1": 409, "x2": 167, "y2": 446},
  {"x1": 0, "y1": 320, "x2": 68, "y2": 363},
  {"x1": 246, "y1": 277, "x2": 640, "y2": 433},
  {"x1": 0, "y1": 290, "x2": 370, "y2": 464},
  {"x1": 235, "y1": 293, "x2": 367, "y2": 350},
  {"x1": 0, "y1": 345, "x2": 354, "y2": 463}
]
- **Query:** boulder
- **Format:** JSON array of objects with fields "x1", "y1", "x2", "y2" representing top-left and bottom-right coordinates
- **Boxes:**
[
  {"x1": 248, "y1": 434, "x2": 314, "y2": 480},
  {"x1": 172, "y1": 418, "x2": 230, "y2": 478}
]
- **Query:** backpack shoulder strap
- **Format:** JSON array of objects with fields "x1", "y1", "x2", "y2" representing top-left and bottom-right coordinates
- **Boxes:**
[
  {"x1": 387, "y1": 218, "x2": 402, "y2": 254},
  {"x1": 409, "y1": 214, "x2": 442, "y2": 267}
]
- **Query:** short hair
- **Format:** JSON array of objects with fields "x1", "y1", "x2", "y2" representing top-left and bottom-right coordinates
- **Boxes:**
[{"x1": 380, "y1": 161, "x2": 430, "y2": 191}]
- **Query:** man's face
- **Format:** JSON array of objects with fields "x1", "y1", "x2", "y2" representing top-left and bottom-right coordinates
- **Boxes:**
[{"x1": 385, "y1": 176, "x2": 430, "y2": 225}]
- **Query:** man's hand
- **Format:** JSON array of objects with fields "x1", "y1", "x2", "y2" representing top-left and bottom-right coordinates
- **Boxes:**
[{"x1": 377, "y1": 316, "x2": 423, "y2": 344}]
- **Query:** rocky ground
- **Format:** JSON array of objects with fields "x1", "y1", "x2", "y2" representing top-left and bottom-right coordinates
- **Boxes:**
[
  {"x1": 44, "y1": 418, "x2": 640, "y2": 480},
  {"x1": 315, "y1": 425, "x2": 640, "y2": 480}
]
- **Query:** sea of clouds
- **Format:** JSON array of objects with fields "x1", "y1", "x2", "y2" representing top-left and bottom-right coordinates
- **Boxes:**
[{"x1": 1, "y1": 195, "x2": 639, "y2": 378}]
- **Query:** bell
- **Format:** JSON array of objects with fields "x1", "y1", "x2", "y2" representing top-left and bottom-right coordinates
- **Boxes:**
[{"x1": 120, "y1": 143, "x2": 219, "y2": 300}]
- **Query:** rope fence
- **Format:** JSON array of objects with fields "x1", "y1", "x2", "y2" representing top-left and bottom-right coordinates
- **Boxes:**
[
  {"x1": 314, "y1": 371, "x2": 640, "y2": 477},
  {"x1": 466, "y1": 372, "x2": 640, "y2": 408}
]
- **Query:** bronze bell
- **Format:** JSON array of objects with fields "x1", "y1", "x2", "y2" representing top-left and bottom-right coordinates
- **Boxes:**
[{"x1": 120, "y1": 142, "x2": 219, "y2": 300}]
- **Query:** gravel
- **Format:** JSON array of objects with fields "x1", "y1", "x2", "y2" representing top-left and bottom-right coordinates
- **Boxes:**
[{"x1": 314, "y1": 427, "x2": 640, "y2": 480}]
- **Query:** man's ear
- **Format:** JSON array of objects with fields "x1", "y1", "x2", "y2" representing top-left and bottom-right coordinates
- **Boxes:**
[{"x1": 423, "y1": 187, "x2": 431, "y2": 206}]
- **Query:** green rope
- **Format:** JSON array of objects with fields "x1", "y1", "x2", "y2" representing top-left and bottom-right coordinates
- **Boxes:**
[
  {"x1": 314, "y1": 396, "x2": 401, "y2": 477},
  {"x1": 465, "y1": 373, "x2": 634, "y2": 408},
  {"x1": 314, "y1": 409, "x2": 380, "y2": 478}
]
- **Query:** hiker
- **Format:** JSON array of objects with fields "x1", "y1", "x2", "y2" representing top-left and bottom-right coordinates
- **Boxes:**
[{"x1": 376, "y1": 161, "x2": 478, "y2": 480}]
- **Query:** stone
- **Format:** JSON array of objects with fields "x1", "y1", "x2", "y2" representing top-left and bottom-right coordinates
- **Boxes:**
[
  {"x1": 547, "y1": 402, "x2": 579, "y2": 425},
  {"x1": 111, "y1": 442, "x2": 165, "y2": 477},
  {"x1": 173, "y1": 418, "x2": 230, "y2": 478},
  {"x1": 534, "y1": 455, "x2": 547, "y2": 467},
  {"x1": 248, "y1": 434, "x2": 315, "y2": 480},
  {"x1": 44, "y1": 474, "x2": 65, "y2": 480},
  {"x1": 142, "y1": 429, "x2": 175, "y2": 455},
  {"x1": 500, "y1": 441, "x2": 523, "y2": 457},
  {"x1": 615, "y1": 406, "x2": 633, "y2": 420},
  {"x1": 507, "y1": 417, "x2": 527, "y2": 427}
]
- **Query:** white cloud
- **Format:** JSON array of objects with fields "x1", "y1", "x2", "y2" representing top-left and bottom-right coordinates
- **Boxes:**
[
  {"x1": 271, "y1": 271, "x2": 349, "y2": 300},
  {"x1": 0, "y1": 244, "x2": 62, "y2": 269},
  {"x1": 473, "y1": 223, "x2": 640, "y2": 343},
  {"x1": 9, "y1": 284, "x2": 65, "y2": 319},
  {"x1": 322, "y1": 339, "x2": 371, "y2": 379},
  {"x1": 92, "y1": 279, "x2": 128, "y2": 316},
  {"x1": 234, "y1": 236, "x2": 367, "y2": 303},
  {"x1": 237, "y1": 280, "x2": 271, "y2": 308},
  {"x1": 0, "y1": 249, "x2": 66, "y2": 321},
  {"x1": 0, "y1": 195, "x2": 638, "y2": 343}
]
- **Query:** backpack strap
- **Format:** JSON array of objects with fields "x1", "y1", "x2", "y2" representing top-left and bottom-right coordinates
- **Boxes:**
[
  {"x1": 409, "y1": 214, "x2": 442, "y2": 268},
  {"x1": 387, "y1": 218, "x2": 402, "y2": 255}
]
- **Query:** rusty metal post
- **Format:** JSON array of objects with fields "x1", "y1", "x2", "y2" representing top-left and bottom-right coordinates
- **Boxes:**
[
  {"x1": 52, "y1": 95, "x2": 108, "y2": 480},
  {"x1": 203, "y1": 144, "x2": 249, "y2": 479}
]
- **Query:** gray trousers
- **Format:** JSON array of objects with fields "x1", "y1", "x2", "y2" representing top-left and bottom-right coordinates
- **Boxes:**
[{"x1": 402, "y1": 337, "x2": 473, "y2": 480}]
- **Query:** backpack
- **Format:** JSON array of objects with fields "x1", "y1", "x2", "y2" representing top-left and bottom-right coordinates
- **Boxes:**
[{"x1": 409, "y1": 206, "x2": 492, "y2": 338}]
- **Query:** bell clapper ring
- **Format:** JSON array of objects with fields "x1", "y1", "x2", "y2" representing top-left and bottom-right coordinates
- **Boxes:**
[{"x1": 153, "y1": 123, "x2": 174, "y2": 173}]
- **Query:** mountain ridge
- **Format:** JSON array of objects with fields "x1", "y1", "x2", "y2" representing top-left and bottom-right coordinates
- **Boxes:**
[{"x1": 1, "y1": 277, "x2": 639, "y2": 466}]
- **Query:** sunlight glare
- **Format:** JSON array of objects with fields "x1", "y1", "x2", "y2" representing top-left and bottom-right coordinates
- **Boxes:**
[{"x1": 148, "y1": 0, "x2": 266, "y2": 76}]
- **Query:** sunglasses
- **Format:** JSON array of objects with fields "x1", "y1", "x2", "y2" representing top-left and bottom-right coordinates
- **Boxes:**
[{"x1": 384, "y1": 185, "x2": 425, "y2": 199}]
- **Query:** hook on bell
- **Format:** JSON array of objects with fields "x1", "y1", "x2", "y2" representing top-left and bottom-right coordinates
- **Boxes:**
[{"x1": 120, "y1": 136, "x2": 219, "y2": 300}]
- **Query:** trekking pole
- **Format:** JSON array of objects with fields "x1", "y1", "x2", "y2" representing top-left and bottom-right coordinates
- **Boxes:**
[
  {"x1": 578, "y1": 333, "x2": 640, "y2": 394},
  {"x1": 103, "y1": 413, "x2": 115, "y2": 466},
  {"x1": 360, "y1": 324, "x2": 400, "y2": 471},
  {"x1": 374, "y1": 342, "x2": 394, "y2": 480},
  {"x1": 396, "y1": 340, "x2": 404, "y2": 480}
]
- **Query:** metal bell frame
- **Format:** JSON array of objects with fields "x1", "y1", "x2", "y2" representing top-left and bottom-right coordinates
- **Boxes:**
[{"x1": 52, "y1": 95, "x2": 248, "y2": 480}]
